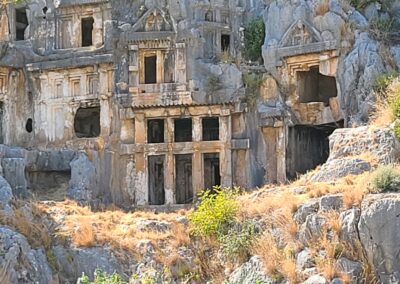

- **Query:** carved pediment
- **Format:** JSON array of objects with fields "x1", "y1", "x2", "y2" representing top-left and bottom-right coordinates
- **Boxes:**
[
  {"x1": 131, "y1": 8, "x2": 175, "y2": 33},
  {"x1": 279, "y1": 20, "x2": 322, "y2": 47}
]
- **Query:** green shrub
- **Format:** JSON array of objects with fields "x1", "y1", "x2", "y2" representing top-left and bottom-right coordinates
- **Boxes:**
[
  {"x1": 78, "y1": 269, "x2": 125, "y2": 284},
  {"x1": 373, "y1": 72, "x2": 398, "y2": 93},
  {"x1": 243, "y1": 18, "x2": 265, "y2": 63},
  {"x1": 188, "y1": 186, "x2": 239, "y2": 238},
  {"x1": 218, "y1": 219, "x2": 259, "y2": 261},
  {"x1": 370, "y1": 165, "x2": 400, "y2": 193},
  {"x1": 394, "y1": 121, "x2": 400, "y2": 139},
  {"x1": 205, "y1": 74, "x2": 221, "y2": 95},
  {"x1": 243, "y1": 73, "x2": 263, "y2": 108}
]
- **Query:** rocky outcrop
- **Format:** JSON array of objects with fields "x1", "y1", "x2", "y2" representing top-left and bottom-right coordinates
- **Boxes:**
[
  {"x1": 309, "y1": 126, "x2": 400, "y2": 181},
  {"x1": 228, "y1": 256, "x2": 276, "y2": 284},
  {"x1": 52, "y1": 246, "x2": 129, "y2": 283},
  {"x1": 358, "y1": 194, "x2": 400, "y2": 283},
  {"x1": 68, "y1": 152, "x2": 97, "y2": 203},
  {"x1": 0, "y1": 226, "x2": 54, "y2": 284}
]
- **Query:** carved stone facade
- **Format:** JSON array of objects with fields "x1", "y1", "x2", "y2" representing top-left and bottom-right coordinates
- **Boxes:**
[{"x1": 0, "y1": 0, "x2": 354, "y2": 207}]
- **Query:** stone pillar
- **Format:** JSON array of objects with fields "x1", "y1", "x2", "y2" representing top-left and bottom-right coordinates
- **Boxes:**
[
  {"x1": 128, "y1": 45, "x2": 139, "y2": 89},
  {"x1": 220, "y1": 112, "x2": 232, "y2": 188},
  {"x1": 134, "y1": 113, "x2": 147, "y2": 205},
  {"x1": 165, "y1": 152, "x2": 174, "y2": 204},
  {"x1": 192, "y1": 150, "x2": 203, "y2": 197},
  {"x1": 93, "y1": 7, "x2": 103, "y2": 48},
  {"x1": 192, "y1": 116, "x2": 201, "y2": 142},
  {"x1": 276, "y1": 124, "x2": 286, "y2": 183},
  {"x1": 165, "y1": 118, "x2": 174, "y2": 204},
  {"x1": 176, "y1": 43, "x2": 186, "y2": 84},
  {"x1": 192, "y1": 116, "x2": 203, "y2": 198}
]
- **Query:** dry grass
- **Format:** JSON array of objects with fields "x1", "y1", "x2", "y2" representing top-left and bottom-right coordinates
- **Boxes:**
[
  {"x1": 72, "y1": 221, "x2": 96, "y2": 247},
  {"x1": 315, "y1": 0, "x2": 329, "y2": 16},
  {"x1": 253, "y1": 233, "x2": 282, "y2": 275},
  {"x1": 280, "y1": 257, "x2": 297, "y2": 283},
  {"x1": 34, "y1": 200, "x2": 191, "y2": 261},
  {"x1": 0, "y1": 201, "x2": 51, "y2": 248},
  {"x1": 239, "y1": 189, "x2": 301, "y2": 218},
  {"x1": 371, "y1": 92, "x2": 395, "y2": 127},
  {"x1": 316, "y1": 258, "x2": 336, "y2": 281}
]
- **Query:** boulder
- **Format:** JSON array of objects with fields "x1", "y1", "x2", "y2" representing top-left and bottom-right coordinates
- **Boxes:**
[
  {"x1": 0, "y1": 226, "x2": 54, "y2": 284},
  {"x1": 358, "y1": 194, "x2": 400, "y2": 283},
  {"x1": 296, "y1": 249, "x2": 315, "y2": 271},
  {"x1": 335, "y1": 257, "x2": 363, "y2": 281},
  {"x1": 299, "y1": 214, "x2": 326, "y2": 244},
  {"x1": 302, "y1": 274, "x2": 328, "y2": 284},
  {"x1": 310, "y1": 158, "x2": 371, "y2": 182},
  {"x1": 328, "y1": 127, "x2": 400, "y2": 164},
  {"x1": 0, "y1": 175, "x2": 12, "y2": 208},
  {"x1": 319, "y1": 194, "x2": 343, "y2": 211},
  {"x1": 339, "y1": 208, "x2": 360, "y2": 245},
  {"x1": 53, "y1": 245, "x2": 127, "y2": 283},
  {"x1": 135, "y1": 219, "x2": 171, "y2": 232},
  {"x1": 294, "y1": 199, "x2": 319, "y2": 224},
  {"x1": 227, "y1": 256, "x2": 276, "y2": 284},
  {"x1": 68, "y1": 152, "x2": 97, "y2": 202}
]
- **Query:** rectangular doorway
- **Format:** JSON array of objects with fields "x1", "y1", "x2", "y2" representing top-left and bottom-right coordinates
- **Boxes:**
[
  {"x1": 203, "y1": 153, "x2": 220, "y2": 191},
  {"x1": 148, "y1": 155, "x2": 165, "y2": 205},
  {"x1": 175, "y1": 154, "x2": 193, "y2": 204}
]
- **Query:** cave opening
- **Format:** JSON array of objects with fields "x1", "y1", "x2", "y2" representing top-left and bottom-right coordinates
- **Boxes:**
[
  {"x1": 286, "y1": 121, "x2": 343, "y2": 180},
  {"x1": 297, "y1": 66, "x2": 337, "y2": 105},
  {"x1": 74, "y1": 106, "x2": 100, "y2": 138}
]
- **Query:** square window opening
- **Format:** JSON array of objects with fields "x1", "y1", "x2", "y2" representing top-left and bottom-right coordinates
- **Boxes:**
[
  {"x1": 145, "y1": 55, "x2": 157, "y2": 84},
  {"x1": 202, "y1": 117, "x2": 219, "y2": 141},
  {"x1": 81, "y1": 17, "x2": 94, "y2": 47},
  {"x1": 16, "y1": 8, "x2": 28, "y2": 41},
  {"x1": 74, "y1": 106, "x2": 100, "y2": 138},
  {"x1": 147, "y1": 119, "x2": 165, "y2": 143},
  {"x1": 174, "y1": 118, "x2": 192, "y2": 142},
  {"x1": 221, "y1": 34, "x2": 230, "y2": 52}
]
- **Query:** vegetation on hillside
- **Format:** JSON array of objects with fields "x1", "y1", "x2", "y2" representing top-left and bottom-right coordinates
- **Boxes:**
[{"x1": 243, "y1": 18, "x2": 265, "y2": 63}]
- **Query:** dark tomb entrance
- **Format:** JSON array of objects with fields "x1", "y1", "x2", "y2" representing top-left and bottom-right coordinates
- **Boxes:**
[
  {"x1": 203, "y1": 153, "x2": 221, "y2": 191},
  {"x1": 148, "y1": 155, "x2": 165, "y2": 205},
  {"x1": 175, "y1": 154, "x2": 193, "y2": 204}
]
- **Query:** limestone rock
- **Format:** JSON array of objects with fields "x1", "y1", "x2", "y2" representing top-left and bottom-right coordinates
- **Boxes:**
[
  {"x1": 310, "y1": 158, "x2": 371, "y2": 182},
  {"x1": 294, "y1": 199, "x2": 319, "y2": 224},
  {"x1": 53, "y1": 245, "x2": 127, "y2": 283},
  {"x1": 299, "y1": 214, "x2": 326, "y2": 244},
  {"x1": 302, "y1": 274, "x2": 328, "y2": 284},
  {"x1": 135, "y1": 219, "x2": 171, "y2": 232},
  {"x1": 0, "y1": 226, "x2": 54, "y2": 284},
  {"x1": 335, "y1": 257, "x2": 363, "y2": 281},
  {"x1": 358, "y1": 194, "x2": 400, "y2": 283},
  {"x1": 0, "y1": 175, "x2": 12, "y2": 208},
  {"x1": 68, "y1": 152, "x2": 97, "y2": 202},
  {"x1": 339, "y1": 208, "x2": 360, "y2": 245},
  {"x1": 227, "y1": 256, "x2": 276, "y2": 284},
  {"x1": 296, "y1": 248, "x2": 314, "y2": 271},
  {"x1": 328, "y1": 127, "x2": 400, "y2": 164},
  {"x1": 319, "y1": 194, "x2": 343, "y2": 211},
  {"x1": 339, "y1": 32, "x2": 387, "y2": 125}
]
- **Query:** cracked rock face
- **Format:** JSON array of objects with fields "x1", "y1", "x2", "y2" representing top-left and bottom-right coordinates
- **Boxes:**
[
  {"x1": 358, "y1": 194, "x2": 400, "y2": 283},
  {"x1": 0, "y1": 226, "x2": 54, "y2": 284}
]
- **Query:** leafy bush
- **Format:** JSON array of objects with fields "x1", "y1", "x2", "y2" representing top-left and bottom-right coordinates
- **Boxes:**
[
  {"x1": 218, "y1": 219, "x2": 259, "y2": 261},
  {"x1": 78, "y1": 269, "x2": 125, "y2": 284},
  {"x1": 243, "y1": 18, "x2": 265, "y2": 63},
  {"x1": 205, "y1": 74, "x2": 221, "y2": 95},
  {"x1": 188, "y1": 186, "x2": 239, "y2": 238},
  {"x1": 370, "y1": 165, "x2": 400, "y2": 193},
  {"x1": 373, "y1": 72, "x2": 398, "y2": 93}
]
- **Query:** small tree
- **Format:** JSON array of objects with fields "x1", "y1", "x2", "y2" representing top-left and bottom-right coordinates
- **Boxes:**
[{"x1": 243, "y1": 18, "x2": 265, "y2": 63}]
